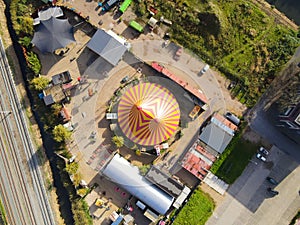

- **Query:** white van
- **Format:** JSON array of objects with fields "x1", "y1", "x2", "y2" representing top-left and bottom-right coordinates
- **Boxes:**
[{"x1": 200, "y1": 64, "x2": 209, "y2": 75}]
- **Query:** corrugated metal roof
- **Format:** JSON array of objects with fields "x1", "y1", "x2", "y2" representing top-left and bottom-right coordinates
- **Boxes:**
[
  {"x1": 102, "y1": 154, "x2": 174, "y2": 215},
  {"x1": 87, "y1": 29, "x2": 127, "y2": 66},
  {"x1": 145, "y1": 166, "x2": 184, "y2": 197},
  {"x1": 199, "y1": 122, "x2": 233, "y2": 153}
]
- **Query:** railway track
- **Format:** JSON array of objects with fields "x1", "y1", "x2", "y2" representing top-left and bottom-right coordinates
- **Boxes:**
[{"x1": 0, "y1": 37, "x2": 55, "y2": 225}]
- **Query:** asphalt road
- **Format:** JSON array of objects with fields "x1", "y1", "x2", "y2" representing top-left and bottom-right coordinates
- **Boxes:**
[
  {"x1": 0, "y1": 37, "x2": 54, "y2": 225},
  {"x1": 206, "y1": 146, "x2": 300, "y2": 225},
  {"x1": 249, "y1": 107, "x2": 300, "y2": 163}
]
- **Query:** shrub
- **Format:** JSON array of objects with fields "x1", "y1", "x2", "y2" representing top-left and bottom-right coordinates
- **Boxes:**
[
  {"x1": 31, "y1": 76, "x2": 50, "y2": 91},
  {"x1": 112, "y1": 135, "x2": 124, "y2": 148},
  {"x1": 53, "y1": 124, "x2": 72, "y2": 143},
  {"x1": 19, "y1": 36, "x2": 32, "y2": 49},
  {"x1": 27, "y1": 51, "x2": 41, "y2": 75}
]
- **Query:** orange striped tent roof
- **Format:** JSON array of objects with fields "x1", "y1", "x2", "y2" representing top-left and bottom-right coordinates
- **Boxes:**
[{"x1": 118, "y1": 83, "x2": 180, "y2": 146}]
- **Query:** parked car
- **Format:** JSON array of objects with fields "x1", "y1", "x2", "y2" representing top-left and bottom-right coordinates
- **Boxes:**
[
  {"x1": 225, "y1": 112, "x2": 240, "y2": 125},
  {"x1": 266, "y1": 177, "x2": 278, "y2": 185},
  {"x1": 163, "y1": 39, "x2": 170, "y2": 48},
  {"x1": 120, "y1": 76, "x2": 129, "y2": 84},
  {"x1": 102, "y1": 0, "x2": 120, "y2": 11},
  {"x1": 174, "y1": 47, "x2": 182, "y2": 61},
  {"x1": 267, "y1": 187, "x2": 279, "y2": 196},
  {"x1": 227, "y1": 81, "x2": 236, "y2": 90},
  {"x1": 256, "y1": 152, "x2": 267, "y2": 162},
  {"x1": 259, "y1": 146, "x2": 269, "y2": 155},
  {"x1": 199, "y1": 64, "x2": 210, "y2": 75}
]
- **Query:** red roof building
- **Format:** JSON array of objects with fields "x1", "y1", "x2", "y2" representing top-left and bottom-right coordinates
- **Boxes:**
[
  {"x1": 151, "y1": 62, "x2": 208, "y2": 109},
  {"x1": 181, "y1": 140, "x2": 216, "y2": 180}
]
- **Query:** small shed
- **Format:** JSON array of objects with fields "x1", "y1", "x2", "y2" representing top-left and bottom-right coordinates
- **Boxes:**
[
  {"x1": 43, "y1": 94, "x2": 55, "y2": 106},
  {"x1": 148, "y1": 17, "x2": 158, "y2": 30}
]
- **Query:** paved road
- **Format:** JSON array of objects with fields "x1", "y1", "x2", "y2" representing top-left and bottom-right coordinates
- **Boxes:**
[
  {"x1": 0, "y1": 37, "x2": 55, "y2": 225},
  {"x1": 249, "y1": 108, "x2": 300, "y2": 163},
  {"x1": 206, "y1": 146, "x2": 300, "y2": 225}
]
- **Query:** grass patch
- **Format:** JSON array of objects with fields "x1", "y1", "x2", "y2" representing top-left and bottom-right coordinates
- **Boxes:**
[
  {"x1": 210, "y1": 124, "x2": 259, "y2": 184},
  {"x1": 143, "y1": 0, "x2": 300, "y2": 106},
  {"x1": 0, "y1": 199, "x2": 8, "y2": 225},
  {"x1": 173, "y1": 189, "x2": 215, "y2": 225}
]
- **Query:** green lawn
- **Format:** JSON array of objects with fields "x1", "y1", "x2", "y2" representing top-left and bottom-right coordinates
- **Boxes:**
[
  {"x1": 210, "y1": 126, "x2": 259, "y2": 184},
  {"x1": 173, "y1": 189, "x2": 215, "y2": 225},
  {"x1": 134, "y1": 0, "x2": 300, "y2": 107}
]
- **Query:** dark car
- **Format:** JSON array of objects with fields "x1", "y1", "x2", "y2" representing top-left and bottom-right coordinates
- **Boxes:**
[
  {"x1": 225, "y1": 112, "x2": 240, "y2": 125},
  {"x1": 120, "y1": 76, "x2": 129, "y2": 84},
  {"x1": 267, "y1": 187, "x2": 279, "y2": 196},
  {"x1": 266, "y1": 177, "x2": 278, "y2": 185}
]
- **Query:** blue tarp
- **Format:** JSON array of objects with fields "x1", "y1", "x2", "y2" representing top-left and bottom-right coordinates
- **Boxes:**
[{"x1": 111, "y1": 215, "x2": 123, "y2": 225}]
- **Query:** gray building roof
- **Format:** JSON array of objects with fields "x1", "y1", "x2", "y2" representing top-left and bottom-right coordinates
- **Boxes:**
[
  {"x1": 145, "y1": 166, "x2": 184, "y2": 197},
  {"x1": 87, "y1": 29, "x2": 128, "y2": 66},
  {"x1": 199, "y1": 120, "x2": 234, "y2": 154},
  {"x1": 102, "y1": 154, "x2": 174, "y2": 215},
  {"x1": 43, "y1": 94, "x2": 55, "y2": 106}
]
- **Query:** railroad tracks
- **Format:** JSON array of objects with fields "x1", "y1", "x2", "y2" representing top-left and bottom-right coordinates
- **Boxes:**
[{"x1": 0, "y1": 37, "x2": 55, "y2": 224}]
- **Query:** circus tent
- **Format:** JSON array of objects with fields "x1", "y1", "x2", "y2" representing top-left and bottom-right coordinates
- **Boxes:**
[
  {"x1": 117, "y1": 83, "x2": 180, "y2": 146},
  {"x1": 31, "y1": 17, "x2": 75, "y2": 53}
]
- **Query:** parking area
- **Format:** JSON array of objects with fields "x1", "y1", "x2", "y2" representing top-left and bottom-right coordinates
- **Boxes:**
[{"x1": 206, "y1": 146, "x2": 300, "y2": 225}]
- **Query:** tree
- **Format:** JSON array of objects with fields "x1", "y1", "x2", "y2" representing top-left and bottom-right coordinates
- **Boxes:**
[
  {"x1": 53, "y1": 124, "x2": 72, "y2": 143},
  {"x1": 138, "y1": 164, "x2": 150, "y2": 175},
  {"x1": 27, "y1": 51, "x2": 41, "y2": 75},
  {"x1": 65, "y1": 162, "x2": 79, "y2": 175},
  {"x1": 19, "y1": 16, "x2": 34, "y2": 35},
  {"x1": 51, "y1": 103, "x2": 62, "y2": 117},
  {"x1": 31, "y1": 76, "x2": 50, "y2": 91},
  {"x1": 72, "y1": 173, "x2": 82, "y2": 187},
  {"x1": 112, "y1": 135, "x2": 124, "y2": 148},
  {"x1": 72, "y1": 199, "x2": 92, "y2": 225},
  {"x1": 19, "y1": 36, "x2": 32, "y2": 49}
]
